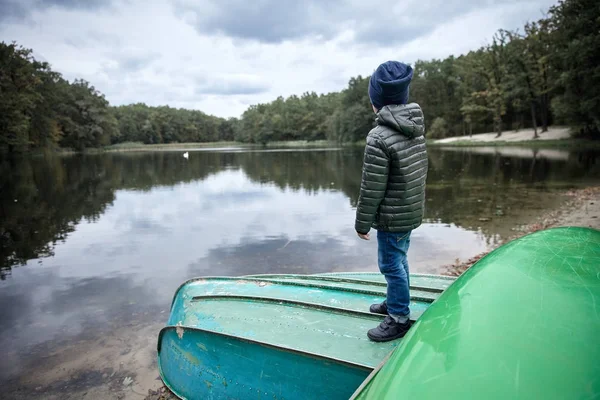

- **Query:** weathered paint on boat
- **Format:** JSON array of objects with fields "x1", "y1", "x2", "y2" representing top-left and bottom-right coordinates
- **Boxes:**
[
  {"x1": 352, "y1": 227, "x2": 600, "y2": 400},
  {"x1": 158, "y1": 327, "x2": 370, "y2": 400},
  {"x1": 158, "y1": 272, "x2": 454, "y2": 399}
]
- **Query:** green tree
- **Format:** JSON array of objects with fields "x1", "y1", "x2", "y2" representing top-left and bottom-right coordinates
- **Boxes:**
[
  {"x1": 524, "y1": 21, "x2": 554, "y2": 132},
  {"x1": 58, "y1": 80, "x2": 117, "y2": 150},
  {"x1": 331, "y1": 76, "x2": 373, "y2": 143},
  {"x1": 547, "y1": 0, "x2": 600, "y2": 137},
  {"x1": 428, "y1": 117, "x2": 449, "y2": 139},
  {"x1": 28, "y1": 66, "x2": 66, "y2": 148},
  {"x1": 503, "y1": 30, "x2": 542, "y2": 138},
  {"x1": 411, "y1": 57, "x2": 463, "y2": 135},
  {"x1": 0, "y1": 43, "x2": 42, "y2": 152}
]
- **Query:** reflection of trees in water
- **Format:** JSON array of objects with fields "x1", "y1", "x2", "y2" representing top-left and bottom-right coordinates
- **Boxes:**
[
  {"x1": 424, "y1": 148, "x2": 599, "y2": 242},
  {"x1": 236, "y1": 150, "x2": 363, "y2": 204},
  {"x1": 1, "y1": 148, "x2": 598, "y2": 278},
  {"x1": 0, "y1": 151, "x2": 362, "y2": 278},
  {"x1": 0, "y1": 156, "x2": 115, "y2": 279}
]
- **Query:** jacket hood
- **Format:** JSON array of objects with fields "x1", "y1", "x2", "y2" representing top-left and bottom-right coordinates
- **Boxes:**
[{"x1": 375, "y1": 103, "x2": 425, "y2": 138}]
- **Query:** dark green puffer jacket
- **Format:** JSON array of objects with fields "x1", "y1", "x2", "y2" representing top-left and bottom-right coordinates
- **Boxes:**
[{"x1": 355, "y1": 103, "x2": 428, "y2": 234}]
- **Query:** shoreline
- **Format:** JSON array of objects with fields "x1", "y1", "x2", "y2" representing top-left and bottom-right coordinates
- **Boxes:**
[
  {"x1": 432, "y1": 126, "x2": 571, "y2": 144},
  {"x1": 428, "y1": 126, "x2": 600, "y2": 149},
  {"x1": 82, "y1": 140, "x2": 335, "y2": 154},
  {"x1": 441, "y1": 186, "x2": 600, "y2": 276},
  {"x1": 98, "y1": 137, "x2": 600, "y2": 153},
  {"x1": 15, "y1": 127, "x2": 600, "y2": 156},
  {"x1": 427, "y1": 138, "x2": 600, "y2": 149}
]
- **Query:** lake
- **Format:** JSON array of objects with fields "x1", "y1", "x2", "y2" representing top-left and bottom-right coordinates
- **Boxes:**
[{"x1": 1, "y1": 146, "x2": 599, "y2": 398}]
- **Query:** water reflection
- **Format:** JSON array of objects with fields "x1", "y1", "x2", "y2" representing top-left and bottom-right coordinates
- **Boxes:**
[
  {"x1": 0, "y1": 146, "x2": 598, "y2": 390},
  {"x1": 2, "y1": 147, "x2": 597, "y2": 278}
]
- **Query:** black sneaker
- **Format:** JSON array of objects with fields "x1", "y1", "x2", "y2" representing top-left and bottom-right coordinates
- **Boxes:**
[
  {"x1": 369, "y1": 301, "x2": 388, "y2": 315},
  {"x1": 367, "y1": 316, "x2": 411, "y2": 342}
]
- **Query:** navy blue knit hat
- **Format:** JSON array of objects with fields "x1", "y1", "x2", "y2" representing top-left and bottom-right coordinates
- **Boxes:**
[{"x1": 368, "y1": 61, "x2": 414, "y2": 110}]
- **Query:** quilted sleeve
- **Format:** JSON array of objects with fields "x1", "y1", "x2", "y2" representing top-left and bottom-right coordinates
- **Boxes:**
[{"x1": 355, "y1": 134, "x2": 390, "y2": 234}]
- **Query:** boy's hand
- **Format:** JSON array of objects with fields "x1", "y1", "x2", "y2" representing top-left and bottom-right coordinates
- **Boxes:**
[{"x1": 357, "y1": 232, "x2": 370, "y2": 240}]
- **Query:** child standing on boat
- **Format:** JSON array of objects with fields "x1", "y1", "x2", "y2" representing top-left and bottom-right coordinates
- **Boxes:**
[{"x1": 355, "y1": 60, "x2": 428, "y2": 342}]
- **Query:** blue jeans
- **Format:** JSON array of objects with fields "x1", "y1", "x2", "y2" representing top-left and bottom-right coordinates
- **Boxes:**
[{"x1": 377, "y1": 230, "x2": 411, "y2": 322}]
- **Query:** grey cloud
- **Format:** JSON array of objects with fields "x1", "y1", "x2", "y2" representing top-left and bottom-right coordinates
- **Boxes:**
[
  {"x1": 99, "y1": 51, "x2": 159, "y2": 76},
  {"x1": 352, "y1": 0, "x2": 533, "y2": 45},
  {"x1": 37, "y1": 0, "x2": 107, "y2": 7},
  {"x1": 174, "y1": 0, "x2": 518, "y2": 45},
  {"x1": 352, "y1": 21, "x2": 431, "y2": 45},
  {"x1": 0, "y1": 0, "x2": 28, "y2": 21},
  {"x1": 194, "y1": 75, "x2": 270, "y2": 96},
  {"x1": 198, "y1": 82, "x2": 269, "y2": 96},
  {"x1": 64, "y1": 31, "x2": 122, "y2": 49},
  {"x1": 0, "y1": 0, "x2": 112, "y2": 22},
  {"x1": 118, "y1": 53, "x2": 159, "y2": 72},
  {"x1": 175, "y1": 0, "x2": 344, "y2": 43}
]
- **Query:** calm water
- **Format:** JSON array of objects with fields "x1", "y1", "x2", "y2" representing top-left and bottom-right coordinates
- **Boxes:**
[{"x1": 1, "y1": 146, "x2": 599, "y2": 396}]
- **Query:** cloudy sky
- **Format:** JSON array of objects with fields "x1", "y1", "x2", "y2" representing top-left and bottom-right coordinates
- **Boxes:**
[{"x1": 1, "y1": 0, "x2": 557, "y2": 118}]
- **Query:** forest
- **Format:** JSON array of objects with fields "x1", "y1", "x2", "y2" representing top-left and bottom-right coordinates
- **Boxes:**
[{"x1": 0, "y1": 0, "x2": 598, "y2": 152}]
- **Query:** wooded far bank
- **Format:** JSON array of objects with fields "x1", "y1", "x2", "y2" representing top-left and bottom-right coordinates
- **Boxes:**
[{"x1": 1, "y1": 0, "x2": 598, "y2": 152}]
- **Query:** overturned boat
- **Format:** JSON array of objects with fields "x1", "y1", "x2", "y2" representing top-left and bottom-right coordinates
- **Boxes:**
[{"x1": 157, "y1": 227, "x2": 600, "y2": 400}]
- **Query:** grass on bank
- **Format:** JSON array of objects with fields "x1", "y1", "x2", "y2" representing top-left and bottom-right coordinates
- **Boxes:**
[
  {"x1": 103, "y1": 141, "x2": 241, "y2": 151},
  {"x1": 52, "y1": 135, "x2": 600, "y2": 154},
  {"x1": 100, "y1": 140, "x2": 336, "y2": 152}
]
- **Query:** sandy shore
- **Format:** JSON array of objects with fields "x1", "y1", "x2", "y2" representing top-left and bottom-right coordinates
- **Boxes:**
[
  {"x1": 434, "y1": 126, "x2": 572, "y2": 144},
  {"x1": 555, "y1": 187, "x2": 600, "y2": 228}
]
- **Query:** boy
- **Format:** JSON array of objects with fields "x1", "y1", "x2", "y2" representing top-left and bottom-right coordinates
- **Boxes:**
[{"x1": 355, "y1": 60, "x2": 428, "y2": 342}]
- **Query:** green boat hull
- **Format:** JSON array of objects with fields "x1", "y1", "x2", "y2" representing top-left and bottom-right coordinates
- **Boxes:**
[
  {"x1": 352, "y1": 227, "x2": 600, "y2": 399},
  {"x1": 158, "y1": 273, "x2": 453, "y2": 399}
]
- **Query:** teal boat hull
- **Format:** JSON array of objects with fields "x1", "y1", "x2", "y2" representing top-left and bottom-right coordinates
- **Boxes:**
[
  {"x1": 157, "y1": 272, "x2": 453, "y2": 399},
  {"x1": 158, "y1": 327, "x2": 370, "y2": 400}
]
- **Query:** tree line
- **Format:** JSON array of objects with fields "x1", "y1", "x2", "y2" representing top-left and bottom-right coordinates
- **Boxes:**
[
  {"x1": 0, "y1": 43, "x2": 233, "y2": 152},
  {"x1": 1, "y1": 0, "x2": 598, "y2": 152},
  {"x1": 241, "y1": 0, "x2": 599, "y2": 142}
]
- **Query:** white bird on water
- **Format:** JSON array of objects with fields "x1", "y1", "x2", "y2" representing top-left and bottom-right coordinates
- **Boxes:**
[{"x1": 183, "y1": 152, "x2": 189, "y2": 159}]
